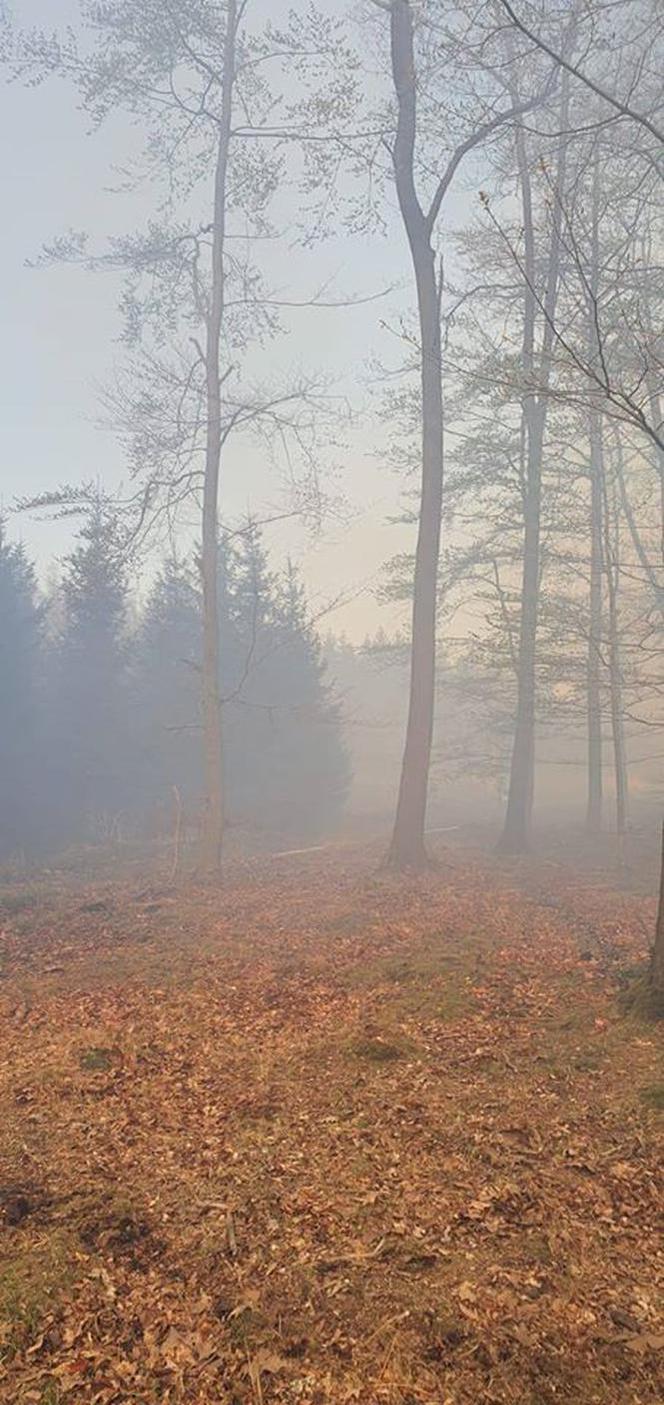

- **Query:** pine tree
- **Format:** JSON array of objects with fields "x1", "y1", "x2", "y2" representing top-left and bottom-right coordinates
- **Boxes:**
[
  {"x1": 126, "y1": 530, "x2": 349, "y2": 846},
  {"x1": 222, "y1": 530, "x2": 349, "y2": 837},
  {"x1": 0, "y1": 522, "x2": 44, "y2": 859},
  {"x1": 53, "y1": 500, "x2": 131, "y2": 840},
  {"x1": 132, "y1": 556, "x2": 202, "y2": 826},
  {"x1": 220, "y1": 525, "x2": 279, "y2": 827},
  {"x1": 272, "y1": 559, "x2": 350, "y2": 838}
]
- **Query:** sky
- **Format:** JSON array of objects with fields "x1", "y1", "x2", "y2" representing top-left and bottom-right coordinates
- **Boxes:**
[{"x1": 0, "y1": 0, "x2": 477, "y2": 640}]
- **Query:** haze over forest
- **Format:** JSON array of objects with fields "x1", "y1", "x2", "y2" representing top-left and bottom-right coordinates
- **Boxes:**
[
  {"x1": 0, "y1": 6, "x2": 663, "y2": 1404},
  {"x1": 2, "y1": 0, "x2": 662, "y2": 871}
]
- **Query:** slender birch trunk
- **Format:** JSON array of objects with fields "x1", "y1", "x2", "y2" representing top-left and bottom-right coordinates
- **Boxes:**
[
  {"x1": 646, "y1": 370, "x2": 664, "y2": 565},
  {"x1": 586, "y1": 148, "x2": 603, "y2": 833},
  {"x1": 602, "y1": 470, "x2": 628, "y2": 842},
  {"x1": 200, "y1": 0, "x2": 237, "y2": 874},
  {"x1": 499, "y1": 74, "x2": 570, "y2": 853},
  {"x1": 587, "y1": 420, "x2": 604, "y2": 832}
]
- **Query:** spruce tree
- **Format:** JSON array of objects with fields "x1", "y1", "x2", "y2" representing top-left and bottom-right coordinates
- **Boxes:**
[
  {"x1": 132, "y1": 556, "x2": 202, "y2": 827},
  {"x1": 0, "y1": 522, "x2": 44, "y2": 860},
  {"x1": 221, "y1": 526, "x2": 349, "y2": 838},
  {"x1": 126, "y1": 530, "x2": 349, "y2": 847},
  {"x1": 53, "y1": 500, "x2": 131, "y2": 840},
  {"x1": 219, "y1": 525, "x2": 277, "y2": 827},
  {"x1": 270, "y1": 559, "x2": 350, "y2": 838}
]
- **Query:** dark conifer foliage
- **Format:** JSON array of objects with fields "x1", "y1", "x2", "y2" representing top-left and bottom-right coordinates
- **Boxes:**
[
  {"x1": 220, "y1": 531, "x2": 350, "y2": 837},
  {"x1": 0, "y1": 522, "x2": 44, "y2": 859},
  {"x1": 131, "y1": 555, "x2": 203, "y2": 829},
  {"x1": 131, "y1": 527, "x2": 350, "y2": 842},
  {"x1": 0, "y1": 517, "x2": 348, "y2": 861},
  {"x1": 49, "y1": 500, "x2": 133, "y2": 842}
]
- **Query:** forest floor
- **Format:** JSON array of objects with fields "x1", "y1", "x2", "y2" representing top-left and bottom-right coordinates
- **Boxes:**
[{"x1": 0, "y1": 843, "x2": 662, "y2": 1405}]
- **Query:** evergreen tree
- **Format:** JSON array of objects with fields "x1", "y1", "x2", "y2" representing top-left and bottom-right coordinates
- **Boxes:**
[
  {"x1": 52, "y1": 500, "x2": 131, "y2": 840},
  {"x1": 270, "y1": 560, "x2": 350, "y2": 837},
  {"x1": 0, "y1": 508, "x2": 349, "y2": 856},
  {"x1": 0, "y1": 522, "x2": 44, "y2": 859},
  {"x1": 125, "y1": 528, "x2": 349, "y2": 845},
  {"x1": 220, "y1": 525, "x2": 280, "y2": 827},
  {"x1": 132, "y1": 556, "x2": 202, "y2": 825},
  {"x1": 221, "y1": 528, "x2": 349, "y2": 837}
]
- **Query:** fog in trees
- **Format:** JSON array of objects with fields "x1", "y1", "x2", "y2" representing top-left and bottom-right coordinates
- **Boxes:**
[
  {"x1": 1, "y1": 5, "x2": 663, "y2": 1396},
  {"x1": 0, "y1": 1, "x2": 660, "y2": 895}
]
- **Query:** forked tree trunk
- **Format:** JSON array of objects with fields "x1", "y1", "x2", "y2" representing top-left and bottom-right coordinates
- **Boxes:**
[
  {"x1": 386, "y1": 1, "x2": 553, "y2": 865},
  {"x1": 199, "y1": 0, "x2": 237, "y2": 874},
  {"x1": 499, "y1": 74, "x2": 569, "y2": 854},
  {"x1": 387, "y1": 0, "x2": 444, "y2": 869}
]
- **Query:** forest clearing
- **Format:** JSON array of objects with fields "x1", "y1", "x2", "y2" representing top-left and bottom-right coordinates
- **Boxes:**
[
  {"x1": 1, "y1": 1, "x2": 663, "y2": 1399},
  {"x1": 0, "y1": 842, "x2": 661, "y2": 1405}
]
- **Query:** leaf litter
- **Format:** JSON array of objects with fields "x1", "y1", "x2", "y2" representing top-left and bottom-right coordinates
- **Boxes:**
[{"x1": 0, "y1": 847, "x2": 661, "y2": 1404}]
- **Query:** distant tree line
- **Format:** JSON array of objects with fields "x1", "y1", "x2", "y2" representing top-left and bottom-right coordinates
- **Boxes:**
[
  {"x1": 6, "y1": 0, "x2": 662, "y2": 892},
  {"x1": 0, "y1": 510, "x2": 348, "y2": 863}
]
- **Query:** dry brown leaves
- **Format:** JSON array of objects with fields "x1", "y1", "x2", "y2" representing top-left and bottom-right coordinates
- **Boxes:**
[{"x1": 0, "y1": 847, "x2": 662, "y2": 1404}]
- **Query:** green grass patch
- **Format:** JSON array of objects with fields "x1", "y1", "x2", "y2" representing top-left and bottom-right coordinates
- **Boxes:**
[
  {"x1": 347, "y1": 1029, "x2": 420, "y2": 1064},
  {"x1": 572, "y1": 1051, "x2": 603, "y2": 1073},
  {"x1": 639, "y1": 1083, "x2": 664, "y2": 1111},
  {"x1": 0, "y1": 1231, "x2": 79, "y2": 1360},
  {"x1": 341, "y1": 945, "x2": 472, "y2": 1022},
  {"x1": 79, "y1": 1046, "x2": 115, "y2": 1073},
  {"x1": 619, "y1": 972, "x2": 664, "y2": 1021},
  {"x1": 0, "y1": 888, "x2": 39, "y2": 917},
  {"x1": 37, "y1": 1385, "x2": 62, "y2": 1405}
]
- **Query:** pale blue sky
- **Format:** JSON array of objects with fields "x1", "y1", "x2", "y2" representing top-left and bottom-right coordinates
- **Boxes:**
[{"x1": 0, "y1": 0, "x2": 477, "y2": 637}]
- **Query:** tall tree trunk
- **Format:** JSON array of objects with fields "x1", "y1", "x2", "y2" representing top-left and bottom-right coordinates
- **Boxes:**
[
  {"x1": 586, "y1": 149, "x2": 603, "y2": 833},
  {"x1": 602, "y1": 470, "x2": 629, "y2": 842},
  {"x1": 650, "y1": 821, "x2": 664, "y2": 1007},
  {"x1": 387, "y1": 0, "x2": 444, "y2": 869},
  {"x1": 608, "y1": 645, "x2": 628, "y2": 841},
  {"x1": 640, "y1": 267, "x2": 664, "y2": 560},
  {"x1": 587, "y1": 421, "x2": 604, "y2": 831},
  {"x1": 646, "y1": 371, "x2": 664, "y2": 565},
  {"x1": 499, "y1": 416, "x2": 542, "y2": 853},
  {"x1": 199, "y1": 0, "x2": 237, "y2": 874},
  {"x1": 614, "y1": 429, "x2": 663, "y2": 612},
  {"x1": 499, "y1": 74, "x2": 569, "y2": 853}
]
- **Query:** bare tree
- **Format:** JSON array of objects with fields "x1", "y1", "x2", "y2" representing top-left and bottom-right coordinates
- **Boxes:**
[
  {"x1": 373, "y1": 0, "x2": 552, "y2": 867},
  {"x1": 199, "y1": 0, "x2": 237, "y2": 873},
  {"x1": 497, "y1": 72, "x2": 570, "y2": 853},
  {"x1": 13, "y1": 0, "x2": 344, "y2": 873},
  {"x1": 586, "y1": 147, "x2": 604, "y2": 833},
  {"x1": 496, "y1": 0, "x2": 664, "y2": 146},
  {"x1": 601, "y1": 466, "x2": 629, "y2": 843},
  {"x1": 475, "y1": 40, "x2": 662, "y2": 847}
]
